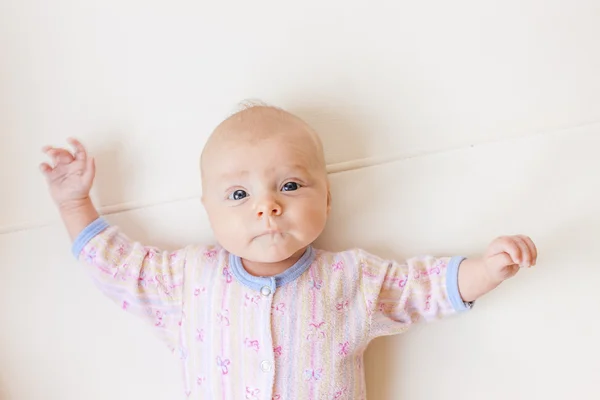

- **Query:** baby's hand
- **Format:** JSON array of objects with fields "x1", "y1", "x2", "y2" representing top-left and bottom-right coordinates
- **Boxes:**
[
  {"x1": 483, "y1": 235, "x2": 538, "y2": 283},
  {"x1": 40, "y1": 138, "x2": 96, "y2": 208}
]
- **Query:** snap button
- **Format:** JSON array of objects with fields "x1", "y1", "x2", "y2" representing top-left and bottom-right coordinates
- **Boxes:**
[
  {"x1": 260, "y1": 286, "x2": 272, "y2": 296},
  {"x1": 260, "y1": 360, "x2": 272, "y2": 372}
]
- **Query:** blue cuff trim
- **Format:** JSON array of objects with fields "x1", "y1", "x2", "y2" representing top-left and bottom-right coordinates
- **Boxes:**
[
  {"x1": 446, "y1": 256, "x2": 473, "y2": 312},
  {"x1": 71, "y1": 217, "x2": 110, "y2": 258}
]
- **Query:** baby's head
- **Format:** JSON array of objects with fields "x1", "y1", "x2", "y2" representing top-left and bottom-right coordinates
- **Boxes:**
[{"x1": 201, "y1": 103, "x2": 330, "y2": 265}]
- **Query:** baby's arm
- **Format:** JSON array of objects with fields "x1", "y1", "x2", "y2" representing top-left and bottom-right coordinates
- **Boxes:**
[
  {"x1": 361, "y1": 235, "x2": 538, "y2": 339},
  {"x1": 40, "y1": 139, "x2": 187, "y2": 351}
]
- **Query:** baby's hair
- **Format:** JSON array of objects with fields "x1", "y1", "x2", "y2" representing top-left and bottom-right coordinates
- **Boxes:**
[
  {"x1": 225, "y1": 99, "x2": 318, "y2": 144},
  {"x1": 228, "y1": 98, "x2": 277, "y2": 117},
  {"x1": 225, "y1": 99, "x2": 293, "y2": 126}
]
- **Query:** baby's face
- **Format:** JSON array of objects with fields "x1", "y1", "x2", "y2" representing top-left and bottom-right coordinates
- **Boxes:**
[{"x1": 201, "y1": 110, "x2": 330, "y2": 265}]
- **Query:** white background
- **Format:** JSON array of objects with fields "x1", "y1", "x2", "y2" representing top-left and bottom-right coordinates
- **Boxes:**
[{"x1": 1, "y1": 0, "x2": 599, "y2": 398}]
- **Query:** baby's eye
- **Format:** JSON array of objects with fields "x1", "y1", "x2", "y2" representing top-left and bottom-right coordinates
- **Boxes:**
[
  {"x1": 228, "y1": 190, "x2": 248, "y2": 200},
  {"x1": 282, "y1": 182, "x2": 300, "y2": 192}
]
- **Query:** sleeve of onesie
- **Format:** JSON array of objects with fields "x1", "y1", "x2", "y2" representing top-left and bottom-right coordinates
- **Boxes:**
[
  {"x1": 359, "y1": 249, "x2": 472, "y2": 340},
  {"x1": 71, "y1": 217, "x2": 188, "y2": 353}
]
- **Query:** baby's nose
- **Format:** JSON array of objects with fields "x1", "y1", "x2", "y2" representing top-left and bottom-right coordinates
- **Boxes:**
[{"x1": 256, "y1": 198, "x2": 282, "y2": 218}]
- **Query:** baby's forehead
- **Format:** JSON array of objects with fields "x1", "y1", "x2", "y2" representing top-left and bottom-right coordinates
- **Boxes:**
[
  {"x1": 201, "y1": 105, "x2": 326, "y2": 179},
  {"x1": 218, "y1": 107, "x2": 310, "y2": 140},
  {"x1": 204, "y1": 111, "x2": 314, "y2": 153},
  {"x1": 207, "y1": 135, "x2": 317, "y2": 170}
]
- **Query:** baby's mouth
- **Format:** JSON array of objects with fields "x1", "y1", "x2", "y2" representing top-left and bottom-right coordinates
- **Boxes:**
[{"x1": 254, "y1": 229, "x2": 285, "y2": 240}]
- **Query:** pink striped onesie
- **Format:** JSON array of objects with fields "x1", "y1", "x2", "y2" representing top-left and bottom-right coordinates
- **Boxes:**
[{"x1": 73, "y1": 218, "x2": 472, "y2": 399}]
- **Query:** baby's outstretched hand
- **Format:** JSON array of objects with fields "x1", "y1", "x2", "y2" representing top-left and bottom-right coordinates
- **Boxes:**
[
  {"x1": 483, "y1": 235, "x2": 538, "y2": 283},
  {"x1": 40, "y1": 138, "x2": 95, "y2": 207}
]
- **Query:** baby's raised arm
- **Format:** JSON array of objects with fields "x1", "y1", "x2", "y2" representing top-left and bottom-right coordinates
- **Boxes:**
[{"x1": 41, "y1": 139, "x2": 188, "y2": 352}]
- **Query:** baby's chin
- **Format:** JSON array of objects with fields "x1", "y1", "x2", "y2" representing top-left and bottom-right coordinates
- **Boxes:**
[
  {"x1": 237, "y1": 240, "x2": 308, "y2": 265},
  {"x1": 244, "y1": 246, "x2": 302, "y2": 264}
]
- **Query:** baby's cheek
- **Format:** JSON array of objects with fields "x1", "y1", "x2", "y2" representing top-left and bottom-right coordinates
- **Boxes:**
[
  {"x1": 214, "y1": 214, "x2": 245, "y2": 248},
  {"x1": 299, "y1": 204, "x2": 328, "y2": 238}
]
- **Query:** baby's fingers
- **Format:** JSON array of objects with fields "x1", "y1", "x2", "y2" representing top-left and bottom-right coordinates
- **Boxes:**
[
  {"x1": 67, "y1": 138, "x2": 88, "y2": 161},
  {"x1": 518, "y1": 235, "x2": 538, "y2": 266},
  {"x1": 513, "y1": 236, "x2": 532, "y2": 267},
  {"x1": 43, "y1": 147, "x2": 75, "y2": 166},
  {"x1": 488, "y1": 235, "x2": 537, "y2": 269},
  {"x1": 39, "y1": 162, "x2": 53, "y2": 175},
  {"x1": 487, "y1": 236, "x2": 521, "y2": 261},
  {"x1": 39, "y1": 161, "x2": 64, "y2": 184},
  {"x1": 502, "y1": 239, "x2": 523, "y2": 267}
]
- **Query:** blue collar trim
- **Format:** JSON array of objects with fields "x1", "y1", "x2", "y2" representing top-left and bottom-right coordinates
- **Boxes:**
[{"x1": 228, "y1": 246, "x2": 315, "y2": 292}]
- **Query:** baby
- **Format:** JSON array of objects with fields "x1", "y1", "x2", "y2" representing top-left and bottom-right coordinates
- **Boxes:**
[{"x1": 40, "y1": 104, "x2": 538, "y2": 399}]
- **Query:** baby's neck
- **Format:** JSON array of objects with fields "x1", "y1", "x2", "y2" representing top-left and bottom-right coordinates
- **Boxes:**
[{"x1": 241, "y1": 248, "x2": 306, "y2": 277}]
